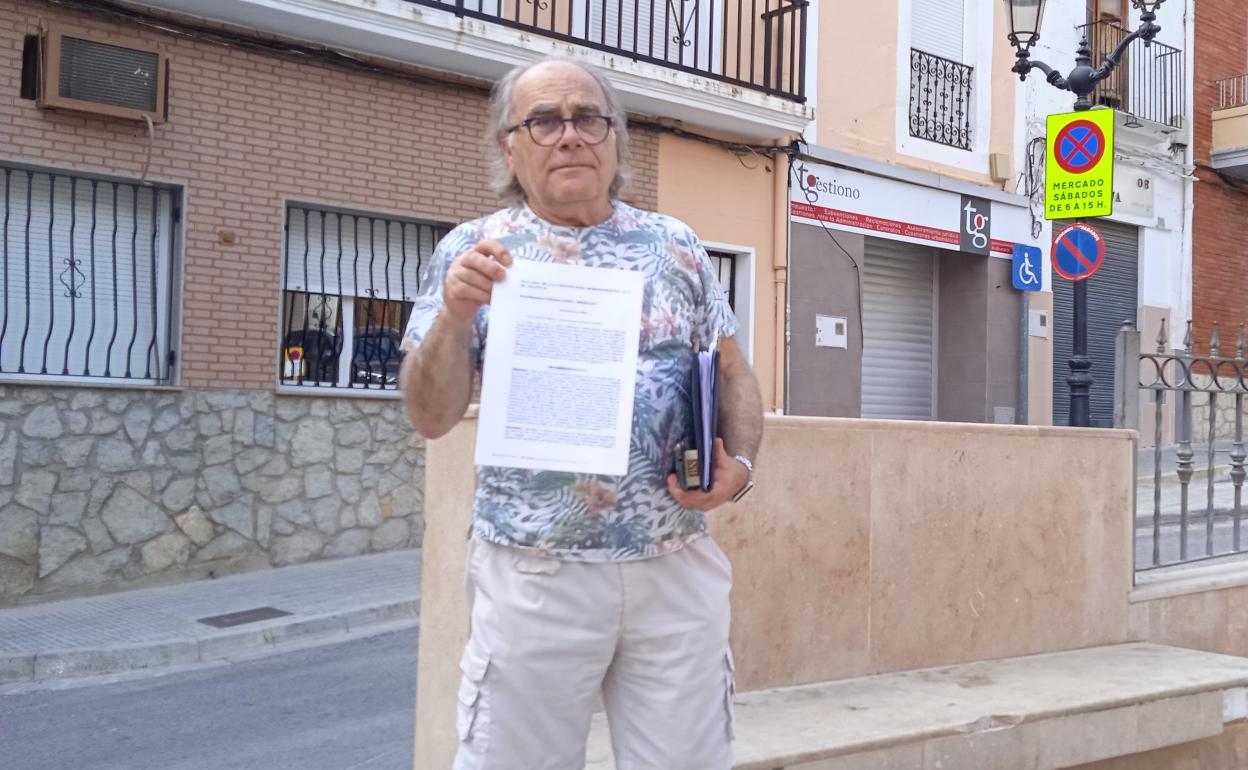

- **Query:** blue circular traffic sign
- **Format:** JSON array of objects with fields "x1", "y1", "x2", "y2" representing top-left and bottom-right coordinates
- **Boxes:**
[
  {"x1": 1052, "y1": 223, "x2": 1105, "y2": 281},
  {"x1": 1054, "y1": 120, "x2": 1106, "y2": 174}
]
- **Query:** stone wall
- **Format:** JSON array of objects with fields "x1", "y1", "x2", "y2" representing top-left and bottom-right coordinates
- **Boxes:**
[
  {"x1": 0, "y1": 385, "x2": 423, "y2": 606},
  {"x1": 1187, "y1": 374, "x2": 1244, "y2": 443}
]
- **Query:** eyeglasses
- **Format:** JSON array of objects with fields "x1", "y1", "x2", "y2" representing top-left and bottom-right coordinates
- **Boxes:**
[{"x1": 506, "y1": 115, "x2": 614, "y2": 147}]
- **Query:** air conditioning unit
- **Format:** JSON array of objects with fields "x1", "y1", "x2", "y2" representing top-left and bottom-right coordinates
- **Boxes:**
[{"x1": 25, "y1": 27, "x2": 167, "y2": 123}]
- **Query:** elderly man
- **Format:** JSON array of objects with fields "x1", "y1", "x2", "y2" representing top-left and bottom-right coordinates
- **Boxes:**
[{"x1": 401, "y1": 57, "x2": 763, "y2": 770}]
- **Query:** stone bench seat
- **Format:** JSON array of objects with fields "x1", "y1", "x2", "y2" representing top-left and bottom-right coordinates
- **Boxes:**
[{"x1": 585, "y1": 643, "x2": 1248, "y2": 770}]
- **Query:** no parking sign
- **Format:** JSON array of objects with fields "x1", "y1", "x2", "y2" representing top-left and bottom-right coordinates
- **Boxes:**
[
  {"x1": 1045, "y1": 109, "x2": 1115, "y2": 220},
  {"x1": 1051, "y1": 223, "x2": 1105, "y2": 282}
]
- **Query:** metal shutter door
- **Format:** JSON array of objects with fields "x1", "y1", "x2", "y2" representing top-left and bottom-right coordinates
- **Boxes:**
[
  {"x1": 1052, "y1": 220, "x2": 1139, "y2": 427},
  {"x1": 862, "y1": 238, "x2": 936, "y2": 420},
  {"x1": 912, "y1": 0, "x2": 966, "y2": 62}
]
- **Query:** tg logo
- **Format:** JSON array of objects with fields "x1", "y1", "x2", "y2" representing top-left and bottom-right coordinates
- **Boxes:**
[{"x1": 959, "y1": 195, "x2": 992, "y2": 256}]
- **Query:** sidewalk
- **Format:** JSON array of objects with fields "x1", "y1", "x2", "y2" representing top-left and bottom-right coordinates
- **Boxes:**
[
  {"x1": 1137, "y1": 440, "x2": 1236, "y2": 484},
  {"x1": 0, "y1": 549, "x2": 421, "y2": 687}
]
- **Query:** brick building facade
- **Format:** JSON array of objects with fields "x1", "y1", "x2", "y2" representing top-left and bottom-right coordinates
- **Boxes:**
[
  {"x1": 0, "y1": 0, "x2": 662, "y2": 603},
  {"x1": 1192, "y1": 0, "x2": 1248, "y2": 347}
]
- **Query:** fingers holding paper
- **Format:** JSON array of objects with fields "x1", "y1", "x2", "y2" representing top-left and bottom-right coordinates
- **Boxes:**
[
  {"x1": 444, "y1": 239, "x2": 513, "y2": 323},
  {"x1": 666, "y1": 438, "x2": 749, "y2": 512}
]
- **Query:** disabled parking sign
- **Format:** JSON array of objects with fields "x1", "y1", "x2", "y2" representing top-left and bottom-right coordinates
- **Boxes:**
[
  {"x1": 1012, "y1": 244, "x2": 1042, "y2": 291},
  {"x1": 1045, "y1": 109, "x2": 1115, "y2": 220}
]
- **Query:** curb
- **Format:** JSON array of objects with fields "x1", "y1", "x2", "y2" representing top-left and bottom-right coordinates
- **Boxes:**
[
  {"x1": 1137, "y1": 466, "x2": 1232, "y2": 486},
  {"x1": 0, "y1": 598, "x2": 419, "y2": 687}
]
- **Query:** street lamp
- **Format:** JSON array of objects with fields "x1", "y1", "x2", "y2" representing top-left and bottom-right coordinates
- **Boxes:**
[{"x1": 1002, "y1": 0, "x2": 1169, "y2": 427}]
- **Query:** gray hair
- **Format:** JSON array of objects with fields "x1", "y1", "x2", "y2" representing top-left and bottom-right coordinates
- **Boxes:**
[{"x1": 485, "y1": 57, "x2": 632, "y2": 205}]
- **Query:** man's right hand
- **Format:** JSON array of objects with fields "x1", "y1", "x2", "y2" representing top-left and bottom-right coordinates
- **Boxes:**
[{"x1": 444, "y1": 239, "x2": 513, "y2": 324}]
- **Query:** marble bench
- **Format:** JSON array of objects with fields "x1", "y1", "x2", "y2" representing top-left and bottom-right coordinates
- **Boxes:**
[{"x1": 584, "y1": 643, "x2": 1248, "y2": 770}]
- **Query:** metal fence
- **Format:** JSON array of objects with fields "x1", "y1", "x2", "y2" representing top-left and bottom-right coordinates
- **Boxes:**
[
  {"x1": 0, "y1": 164, "x2": 177, "y2": 384},
  {"x1": 404, "y1": 0, "x2": 807, "y2": 102},
  {"x1": 1081, "y1": 20, "x2": 1185, "y2": 130},
  {"x1": 280, "y1": 205, "x2": 450, "y2": 391},
  {"x1": 1217, "y1": 74, "x2": 1248, "y2": 110},
  {"x1": 1118, "y1": 320, "x2": 1248, "y2": 572},
  {"x1": 908, "y1": 48, "x2": 973, "y2": 151}
]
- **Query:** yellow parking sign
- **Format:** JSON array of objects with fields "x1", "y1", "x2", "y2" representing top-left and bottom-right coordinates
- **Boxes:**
[{"x1": 1045, "y1": 109, "x2": 1115, "y2": 220}]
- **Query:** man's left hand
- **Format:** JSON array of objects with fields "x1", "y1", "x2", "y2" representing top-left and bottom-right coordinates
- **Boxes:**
[{"x1": 666, "y1": 438, "x2": 749, "y2": 512}]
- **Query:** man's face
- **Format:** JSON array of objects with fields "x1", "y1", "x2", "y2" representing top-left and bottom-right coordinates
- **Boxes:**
[{"x1": 503, "y1": 62, "x2": 618, "y2": 213}]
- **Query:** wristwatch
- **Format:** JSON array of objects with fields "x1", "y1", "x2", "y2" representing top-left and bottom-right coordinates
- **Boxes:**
[{"x1": 730, "y1": 455, "x2": 754, "y2": 503}]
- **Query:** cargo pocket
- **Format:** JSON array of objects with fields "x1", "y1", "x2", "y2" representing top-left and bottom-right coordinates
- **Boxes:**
[
  {"x1": 456, "y1": 642, "x2": 492, "y2": 752},
  {"x1": 722, "y1": 649, "x2": 737, "y2": 741}
]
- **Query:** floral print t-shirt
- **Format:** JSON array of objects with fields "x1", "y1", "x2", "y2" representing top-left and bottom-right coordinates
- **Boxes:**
[{"x1": 404, "y1": 202, "x2": 736, "y2": 562}]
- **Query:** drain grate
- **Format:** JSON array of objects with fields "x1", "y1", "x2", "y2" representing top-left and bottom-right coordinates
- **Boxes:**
[{"x1": 197, "y1": 606, "x2": 293, "y2": 629}]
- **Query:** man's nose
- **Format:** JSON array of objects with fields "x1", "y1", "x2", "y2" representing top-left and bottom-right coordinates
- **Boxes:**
[{"x1": 556, "y1": 120, "x2": 585, "y2": 148}]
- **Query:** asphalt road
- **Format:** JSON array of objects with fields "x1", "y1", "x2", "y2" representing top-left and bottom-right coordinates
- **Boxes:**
[{"x1": 0, "y1": 628, "x2": 419, "y2": 770}]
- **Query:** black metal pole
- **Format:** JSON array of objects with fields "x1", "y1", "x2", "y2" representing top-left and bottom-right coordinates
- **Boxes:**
[
  {"x1": 1068, "y1": 95, "x2": 1093, "y2": 427},
  {"x1": 1070, "y1": 276, "x2": 1092, "y2": 426},
  {"x1": 1010, "y1": 9, "x2": 1167, "y2": 427}
]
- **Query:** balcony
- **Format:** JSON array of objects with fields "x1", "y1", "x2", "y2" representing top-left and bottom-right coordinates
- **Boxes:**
[
  {"x1": 908, "y1": 48, "x2": 974, "y2": 151},
  {"x1": 1080, "y1": 20, "x2": 1185, "y2": 132},
  {"x1": 1212, "y1": 74, "x2": 1248, "y2": 179},
  {"x1": 413, "y1": 0, "x2": 807, "y2": 101},
  {"x1": 129, "y1": 0, "x2": 811, "y2": 140}
]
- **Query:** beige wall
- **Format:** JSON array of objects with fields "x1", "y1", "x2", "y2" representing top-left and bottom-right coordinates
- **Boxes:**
[
  {"x1": 814, "y1": 0, "x2": 1018, "y2": 187},
  {"x1": 414, "y1": 415, "x2": 1139, "y2": 767},
  {"x1": 656, "y1": 134, "x2": 784, "y2": 411},
  {"x1": 1212, "y1": 105, "x2": 1248, "y2": 151},
  {"x1": 414, "y1": 415, "x2": 1248, "y2": 768}
]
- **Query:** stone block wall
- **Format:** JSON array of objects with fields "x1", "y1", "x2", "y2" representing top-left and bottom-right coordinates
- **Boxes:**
[{"x1": 0, "y1": 385, "x2": 423, "y2": 606}]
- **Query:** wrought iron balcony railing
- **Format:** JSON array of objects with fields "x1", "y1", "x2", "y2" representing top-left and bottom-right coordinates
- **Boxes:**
[
  {"x1": 405, "y1": 0, "x2": 807, "y2": 102},
  {"x1": 908, "y1": 48, "x2": 974, "y2": 151},
  {"x1": 1080, "y1": 20, "x2": 1185, "y2": 130},
  {"x1": 1217, "y1": 74, "x2": 1248, "y2": 110}
]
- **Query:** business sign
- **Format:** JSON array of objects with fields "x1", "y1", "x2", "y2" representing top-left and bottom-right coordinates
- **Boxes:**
[
  {"x1": 1045, "y1": 109, "x2": 1115, "y2": 220},
  {"x1": 1051, "y1": 223, "x2": 1105, "y2": 282},
  {"x1": 791, "y1": 160, "x2": 1035, "y2": 257},
  {"x1": 1012, "y1": 244, "x2": 1042, "y2": 291},
  {"x1": 960, "y1": 195, "x2": 992, "y2": 256}
]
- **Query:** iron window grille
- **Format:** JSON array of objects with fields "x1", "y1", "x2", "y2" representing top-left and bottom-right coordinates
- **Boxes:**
[
  {"x1": 0, "y1": 163, "x2": 178, "y2": 384},
  {"x1": 280, "y1": 205, "x2": 451, "y2": 391},
  {"x1": 909, "y1": 48, "x2": 974, "y2": 151}
]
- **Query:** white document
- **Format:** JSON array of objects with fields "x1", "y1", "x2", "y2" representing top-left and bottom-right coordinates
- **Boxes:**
[{"x1": 475, "y1": 260, "x2": 644, "y2": 476}]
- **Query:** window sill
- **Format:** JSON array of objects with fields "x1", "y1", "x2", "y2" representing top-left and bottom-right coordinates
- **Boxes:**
[
  {"x1": 0, "y1": 375, "x2": 181, "y2": 392},
  {"x1": 275, "y1": 384, "x2": 402, "y2": 400}
]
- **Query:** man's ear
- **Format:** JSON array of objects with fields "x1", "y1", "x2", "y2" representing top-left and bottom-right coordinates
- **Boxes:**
[{"x1": 501, "y1": 133, "x2": 515, "y2": 173}]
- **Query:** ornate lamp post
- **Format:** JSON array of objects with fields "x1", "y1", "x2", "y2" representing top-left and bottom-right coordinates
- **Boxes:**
[{"x1": 1002, "y1": 0, "x2": 1169, "y2": 427}]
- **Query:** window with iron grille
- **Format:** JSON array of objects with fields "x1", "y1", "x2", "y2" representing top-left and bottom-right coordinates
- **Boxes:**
[
  {"x1": 907, "y1": 0, "x2": 974, "y2": 151},
  {"x1": 280, "y1": 205, "x2": 451, "y2": 391},
  {"x1": 0, "y1": 163, "x2": 178, "y2": 384}
]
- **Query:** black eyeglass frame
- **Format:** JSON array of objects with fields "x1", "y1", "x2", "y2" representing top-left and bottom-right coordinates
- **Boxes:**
[{"x1": 505, "y1": 115, "x2": 615, "y2": 146}]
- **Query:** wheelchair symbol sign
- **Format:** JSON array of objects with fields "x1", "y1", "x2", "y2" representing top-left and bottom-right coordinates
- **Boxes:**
[{"x1": 1012, "y1": 244, "x2": 1042, "y2": 292}]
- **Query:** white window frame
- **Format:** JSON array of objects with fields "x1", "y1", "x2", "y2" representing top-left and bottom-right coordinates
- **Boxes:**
[
  {"x1": 895, "y1": 0, "x2": 994, "y2": 171},
  {"x1": 703, "y1": 240, "x2": 755, "y2": 365},
  {"x1": 0, "y1": 161, "x2": 181, "y2": 388}
]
